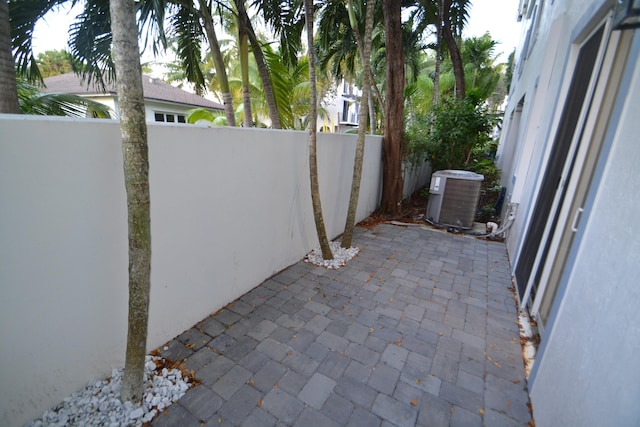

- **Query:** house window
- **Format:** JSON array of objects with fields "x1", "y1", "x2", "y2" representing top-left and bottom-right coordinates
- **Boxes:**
[
  {"x1": 342, "y1": 101, "x2": 349, "y2": 122},
  {"x1": 341, "y1": 100, "x2": 359, "y2": 124},
  {"x1": 154, "y1": 112, "x2": 186, "y2": 123}
]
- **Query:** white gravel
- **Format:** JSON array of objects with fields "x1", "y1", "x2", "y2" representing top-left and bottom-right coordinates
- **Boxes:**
[
  {"x1": 304, "y1": 241, "x2": 360, "y2": 269},
  {"x1": 26, "y1": 356, "x2": 191, "y2": 427}
]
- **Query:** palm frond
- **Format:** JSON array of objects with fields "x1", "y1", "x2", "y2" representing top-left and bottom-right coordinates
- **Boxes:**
[
  {"x1": 252, "y1": 0, "x2": 305, "y2": 68},
  {"x1": 170, "y1": 3, "x2": 207, "y2": 96},
  {"x1": 262, "y1": 47, "x2": 295, "y2": 128},
  {"x1": 9, "y1": 0, "x2": 72, "y2": 83},
  {"x1": 67, "y1": 0, "x2": 114, "y2": 90},
  {"x1": 138, "y1": 0, "x2": 170, "y2": 56},
  {"x1": 17, "y1": 78, "x2": 112, "y2": 117},
  {"x1": 186, "y1": 107, "x2": 226, "y2": 125}
]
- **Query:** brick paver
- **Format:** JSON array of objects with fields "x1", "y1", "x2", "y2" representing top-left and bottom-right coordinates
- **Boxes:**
[{"x1": 153, "y1": 224, "x2": 530, "y2": 426}]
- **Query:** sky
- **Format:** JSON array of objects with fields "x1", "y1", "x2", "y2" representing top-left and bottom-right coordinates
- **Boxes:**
[
  {"x1": 32, "y1": 2, "x2": 82, "y2": 55},
  {"x1": 32, "y1": 0, "x2": 523, "y2": 63},
  {"x1": 464, "y1": 0, "x2": 523, "y2": 60}
]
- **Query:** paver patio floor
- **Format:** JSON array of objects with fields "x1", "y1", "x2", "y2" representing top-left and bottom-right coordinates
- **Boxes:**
[{"x1": 151, "y1": 223, "x2": 531, "y2": 427}]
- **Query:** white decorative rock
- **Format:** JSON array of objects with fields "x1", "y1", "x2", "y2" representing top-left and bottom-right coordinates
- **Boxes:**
[{"x1": 25, "y1": 355, "x2": 191, "y2": 427}]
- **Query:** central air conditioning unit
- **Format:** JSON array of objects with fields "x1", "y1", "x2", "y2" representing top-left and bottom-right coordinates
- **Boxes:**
[{"x1": 426, "y1": 170, "x2": 484, "y2": 229}]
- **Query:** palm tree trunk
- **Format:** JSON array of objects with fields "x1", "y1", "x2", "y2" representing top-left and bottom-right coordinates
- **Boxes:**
[
  {"x1": 0, "y1": 0, "x2": 20, "y2": 114},
  {"x1": 236, "y1": 0, "x2": 253, "y2": 127},
  {"x1": 345, "y1": 0, "x2": 377, "y2": 134},
  {"x1": 341, "y1": 0, "x2": 374, "y2": 249},
  {"x1": 345, "y1": 1, "x2": 382, "y2": 129},
  {"x1": 380, "y1": 0, "x2": 404, "y2": 215},
  {"x1": 109, "y1": 0, "x2": 152, "y2": 404},
  {"x1": 442, "y1": 0, "x2": 465, "y2": 99},
  {"x1": 368, "y1": 90, "x2": 375, "y2": 134},
  {"x1": 198, "y1": 0, "x2": 236, "y2": 126},
  {"x1": 245, "y1": 14, "x2": 281, "y2": 129},
  {"x1": 432, "y1": 0, "x2": 443, "y2": 107},
  {"x1": 371, "y1": 76, "x2": 384, "y2": 121},
  {"x1": 305, "y1": 0, "x2": 332, "y2": 260}
]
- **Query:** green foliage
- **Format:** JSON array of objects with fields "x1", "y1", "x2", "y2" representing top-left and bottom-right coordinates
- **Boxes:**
[
  {"x1": 459, "y1": 34, "x2": 509, "y2": 113},
  {"x1": 422, "y1": 97, "x2": 498, "y2": 172},
  {"x1": 36, "y1": 50, "x2": 75, "y2": 78},
  {"x1": 186, "y1": 108, "x2": 228, "y2": 126},
  {"x1": 469, "y1": 140, "x2": 503, "y2": 223},
  {"x1": 420, "y1": 185, "x2": 430, "y2": 201},
  {"x1": 504, "y1": 50, "x2": 515, "y2": 95},
  {"x1": 404, "y1": 112, "x2": 431, "y2": 168}
]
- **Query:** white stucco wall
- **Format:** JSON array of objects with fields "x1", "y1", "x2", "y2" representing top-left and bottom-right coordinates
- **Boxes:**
[
  {"x1": 0, "y1": 116, "x2": 383, "y2": 426},
  {"x1": 529, "y1": 38, "x2": 640, "y2": 426},
  {"x1": 402, "y1": 161, "x2": 432, "y2": 199},
  {"x1": 497, "y1": 1, "x2": 640, "y2": 424}
]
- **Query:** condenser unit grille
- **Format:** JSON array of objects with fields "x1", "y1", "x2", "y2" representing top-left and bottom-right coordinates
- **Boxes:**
[
  {"x1": 426, "y1": 170, "x2": 484, "y2": 229},
  {"x1": 439, "y1": 179, "x2": 482, "y2": 227}
]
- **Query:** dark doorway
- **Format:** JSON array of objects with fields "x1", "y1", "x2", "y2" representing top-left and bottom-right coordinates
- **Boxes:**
[{"x1": 514, "y1": 25, "x2": 605, "y2": 302}]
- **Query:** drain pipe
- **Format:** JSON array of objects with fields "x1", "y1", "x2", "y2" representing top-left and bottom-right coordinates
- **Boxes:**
[
  {"x1": 389, "y1": 203, "x2": 519, "y2": 241},
  {"x1": 485, "y1": 202, "x2": 518, "y2": 239},
  {"x1": 440, "y1": 202, "x2": 518, "y2": 240}
]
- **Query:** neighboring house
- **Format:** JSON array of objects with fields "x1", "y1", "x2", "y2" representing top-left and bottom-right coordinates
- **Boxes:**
[
  {"x1": 496, "y1": 0, "x2": 639, "y2": 425},
  {"x1": 42, "y1": 73, "x2": 224, "y2": 123},
  {"x1": 322, "y1": 79, "x2": 362, "y2": 132}
]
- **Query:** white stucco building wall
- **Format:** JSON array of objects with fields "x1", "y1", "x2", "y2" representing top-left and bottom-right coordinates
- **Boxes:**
[
  {"x1": 497, "y1": 0, "x2": 640, "y2": 424},
  {"x1": 528, "y1": 42, "x2": 640, "y2": 425}
]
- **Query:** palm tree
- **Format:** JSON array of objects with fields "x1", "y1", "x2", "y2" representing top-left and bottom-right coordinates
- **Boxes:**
[
  {"x1": 411, "y1": 0, "x2": 470, "y2": 100},
  {"x1": 188, "y1": 46, "x2": 324, "y2": 130},
  {"x1": 315, "y1": 0, "x2": 385, "y2": 128},
  {"x1": 66, "y1": 0, "x2": 117, "y2": 90},
  {"x1": 170, "y1": 0, "x2": 281, "y2": 128},
  {"x1": 341, "y1": 0, "x2": 374, "y2": 249},
  {"x1": 2, "y1": 0, "x2": 61, "y2": 111},
  {"x1": 439, "y1": 0, "x2": 469, "y2": 99},
  {"x1": 404, "y1": 51, "x2": 436, "y2": 119},
  {"x1": 241, "y1": 3, "x2": 281, "y2": 128},
  {"x1": 344, "y1": 0, "x2": 378, "y2": 133},
  {"x1": 0, "y1": 1, "x2": 113, "y2": 115},
  {"x1": 213, "y1": 0, "x2": 282, "y2": 128},
  {"x1": 254, "y1": 0, "x2": 304, "y2": 69},
  {"x1": 8, "y1": 0, "x2": 71, "y2": 84},
  {"x1": 462, "y1": 33, "x2": 505, "y2": 109},
  {"x1": 261, "y1": 46, "x2": 310, "y2": 129},
  {"x1": 197, "y1": 0, "x2": 237, "y2": 125},
  {"x1": 109, "y1": 0, "x2": 152, "y2": 404},
  {"x1": 304, "y1": 0, "x2": 332, "y2": 260}
]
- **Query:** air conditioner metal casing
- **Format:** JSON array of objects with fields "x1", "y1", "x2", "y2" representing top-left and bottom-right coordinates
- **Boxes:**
[{"x1": 426, "y1": 170, "x2": 484, "y2": 229}]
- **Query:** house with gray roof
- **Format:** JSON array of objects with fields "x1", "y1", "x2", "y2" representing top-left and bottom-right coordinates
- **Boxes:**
[{"x1": 42, "y1": 73, "x2": 224, "y2": 123}]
